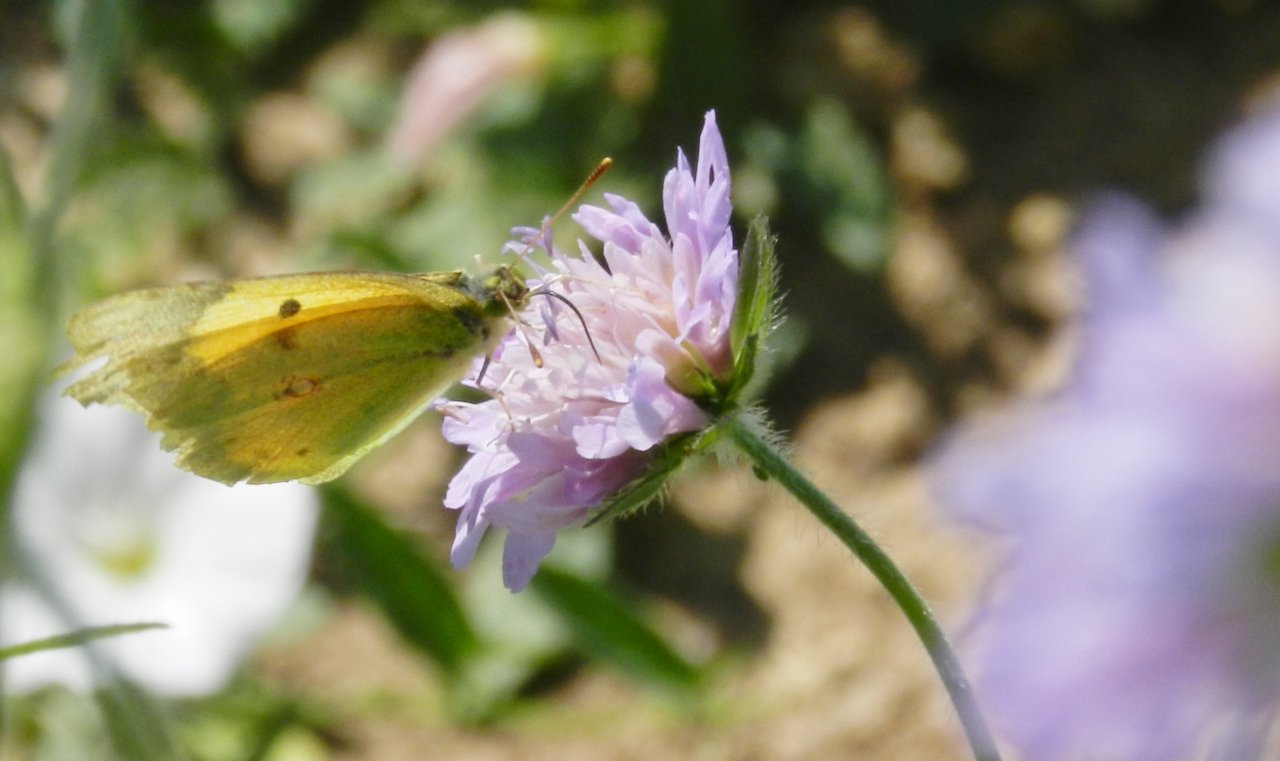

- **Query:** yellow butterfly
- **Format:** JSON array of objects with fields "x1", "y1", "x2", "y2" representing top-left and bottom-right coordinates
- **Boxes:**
[
  {"x1": 60, "y1": 267, "x2": 528, "y2": 485},
  {"x1": 60, "y1": 159, "x2": 611, "y2": 487}
]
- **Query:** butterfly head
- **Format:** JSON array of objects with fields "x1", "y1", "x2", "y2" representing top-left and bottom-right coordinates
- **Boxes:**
[{"x1": 478, "y1": 265, "x2": 531, "y2": 316}]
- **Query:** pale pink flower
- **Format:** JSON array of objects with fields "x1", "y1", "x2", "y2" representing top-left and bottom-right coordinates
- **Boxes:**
[
  {"x1": 386, "y1": 14, "x2": 547, "y2": 163},
  {"x1": 438, "y1": 111, "x2": 737, "y2": 591}
]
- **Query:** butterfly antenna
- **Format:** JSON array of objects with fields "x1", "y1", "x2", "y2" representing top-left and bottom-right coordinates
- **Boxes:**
[
  {"x1": 523, "y1": 159, "x2": 612, "y2": 359},
  {"x1": 507, "y1": 157, "x2": 613, "y2": 274},
  {"x1": 533, "y1": 289, "x2": 602, "y2": 363},
  {"x1": 475, "y1": 353, "x2": 495, "y2": 386},
  {"x1": 541, "y1": 157, "x2": 613, "y2": 239},
  {"x1": 498, "y1": 158, "x2": 612, "y2": 368}
]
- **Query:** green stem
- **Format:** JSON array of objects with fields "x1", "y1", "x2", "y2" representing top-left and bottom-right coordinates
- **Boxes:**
[{"x1": 724, "y1": 414, "x2": 1002, "y2": 761}]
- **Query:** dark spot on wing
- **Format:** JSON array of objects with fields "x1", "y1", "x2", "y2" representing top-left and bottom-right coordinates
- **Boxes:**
[
  {"x1": 414, "y1": 346, "x2": 456, "y2": 362},
  {"x1": 275, "y1": 326, "x2": 298, "y2": 350},
  {"x1": 276, "y1": 375, "x2": 321, "y2": 399},
  {"x1": 451, "y1": 307, "x2": 486, "y2": 337},
  {"x1": 279, "y1": 298, "x2": 302, "y2": 318},
  {"x1": 296, "y1": 447, "x2": 310, "y2": 457}
]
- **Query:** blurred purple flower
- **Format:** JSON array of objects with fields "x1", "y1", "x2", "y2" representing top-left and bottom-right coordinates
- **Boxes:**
[
  {"x1": 437, "y1": 111, "x2": 737, "y2": 591},
  {"x1": 930, "y1": 105, "x2": 1280, "y2": 760}
]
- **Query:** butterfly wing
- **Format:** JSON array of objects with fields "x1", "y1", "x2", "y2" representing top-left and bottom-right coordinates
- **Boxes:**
[{"x1": 64, "y1": 272, "x2": 505, "y2": 484}]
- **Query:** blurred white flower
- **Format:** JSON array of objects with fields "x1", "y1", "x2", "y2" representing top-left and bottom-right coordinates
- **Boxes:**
[
  {"x1": 2, "y1": 390, "x2": 317, "y2": 697},
  {"x1": 386, "y1": 13, "x2": 547, "y2": 163},
  {"x1": 930, "y1": 106, "x2": 1280, "y2": 760}
]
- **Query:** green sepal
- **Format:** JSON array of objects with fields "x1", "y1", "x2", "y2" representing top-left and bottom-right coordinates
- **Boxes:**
[
  {"x1": 586, "y1": 426, "x2": 721, "y2": 527},
  {"x1": 727, "y1": 215, "x2": 779, "y2": 403}
]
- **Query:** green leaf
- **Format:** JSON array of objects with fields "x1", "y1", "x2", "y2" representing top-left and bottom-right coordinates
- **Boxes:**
[
  {"x1": 290, "y1": 149, "x2": 415, "y2": 236},
  {"x1": 530, "y1": 566, "x2": 703, "y2": 697},
  {"x1": 0, "y1": 623, "x2": 168, "y2": 661},
  {"x1": 94, "y1": 677, "x2": 181, "y2": 761},
  {"x1": 0, "y1": 147, "x2": 37, "y2": 509},
  {"x1": 797, "y1": 99, "x2": 894, "y2": 272},
  {"x1": 0, "y1": 143, "x2": 26, "y2": 230},
  {"x1": 445, "y1": 529, "x2": 618, "y2": 724},
  {"x1": 5, "y1": 0, "x2": 127, "y2": 571},
  {"x1": 70, "y1": 129, "x2": 235, "y2": 282},
  {"x1": 212, "y1": 0, "x2": 313, "y2": 55},
  {"x1": 41, "y1": 0, "x2": 129, "y2": 238},
  {"x1": 319, "y1": 486, "x2": 480, "y2": 678}
]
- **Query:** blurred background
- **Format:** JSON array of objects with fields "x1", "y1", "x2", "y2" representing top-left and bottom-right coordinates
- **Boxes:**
[{"x1": 1, "y1": 0, "x2": 1278, "y2": 759}]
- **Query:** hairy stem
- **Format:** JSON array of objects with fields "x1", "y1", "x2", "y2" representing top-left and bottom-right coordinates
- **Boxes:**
[{"x1": 724, "y1": 414, "x2": 1002, "y2": 761}]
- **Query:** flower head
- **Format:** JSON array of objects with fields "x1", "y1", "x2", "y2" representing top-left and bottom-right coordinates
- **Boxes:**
[
  {"x1": 2, "y1": 391, "x2": 317, "y2": 696},
  {"x1": 930, "y1": 105, "x2": 1280, "y2": 760},
  {"x1": 438, "y1": 111, "x2": 747, "y2": 591}
]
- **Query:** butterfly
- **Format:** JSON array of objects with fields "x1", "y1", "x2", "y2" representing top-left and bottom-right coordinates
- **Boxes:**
[
  {"x1": 60, "y1": 266, "x2": 529, "y2": 485},
  {"x1": 60, "y1": 159, "x2": 611, "y2": 486}
]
